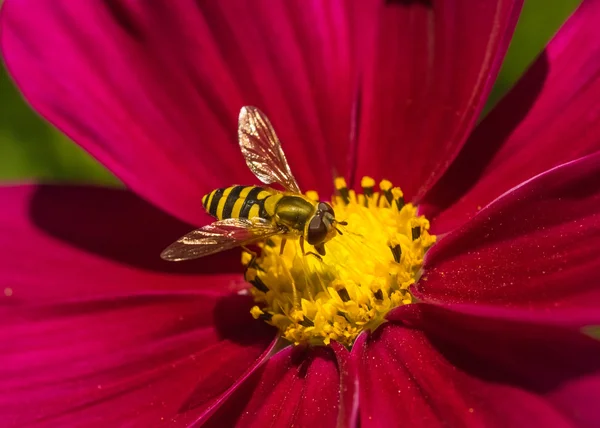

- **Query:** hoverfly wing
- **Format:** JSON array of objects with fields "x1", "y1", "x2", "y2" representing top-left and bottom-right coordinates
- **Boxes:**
[
  {"x1": 238, "y1": 106, "x2": 302, "y2": 194},
  {"x1": 161, "y1": 217, "x2": 285, "y2": 261}
]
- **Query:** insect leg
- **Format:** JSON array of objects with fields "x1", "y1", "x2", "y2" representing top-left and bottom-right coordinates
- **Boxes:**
[
  {"x1": 315, "y1": 243, "x2": 326, "y2": 257},
  {"x1": 279, "y1": 238, "x2": 287, "y2": 255},
  {"x1": 300, "y1": 236, "x2": 323, "y2": 261},
  {"x1": 242, "y1": 245, "x2": 268, "y2": 292},
  {"x1": 241, "y1": 245, "x2": 259, "y2": 271}
]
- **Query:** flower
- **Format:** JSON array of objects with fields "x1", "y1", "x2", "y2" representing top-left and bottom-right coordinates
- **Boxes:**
[
  {"x1": 2, "y1": 0, "x2": 600, "y2": 427},
  {"x1": 243, "y1": 175, "x2": 437, "y2": 347}
]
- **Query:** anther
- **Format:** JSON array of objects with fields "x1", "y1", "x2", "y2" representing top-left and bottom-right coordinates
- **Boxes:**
[
  {"x1": 338, "y1": 311, "x2": 352, "y2": 323},
  {"x1": 389, "y1": 244, "x2": 402, "y2": 263},
  {"x1": 305, "y1": 190, "x2": 320, "y2": 202},
  {"x1": 411, "y1": 226, "x2": 421, "y2": 241},
  {"x1": 259, "y1": 312, "x2": 273, "y2": 321},
  {"x1": 361, "y1": 176, "x2": 375, "y2": 207},
  {"x1": 338, "y1": 288, "x2": 351, "y2": 302},
  {"x1": 380, "y1": 180, "x2": 394, "y2": 206},
  {"x1": 300, "y1": 318, "x2": 315, "y2": 327},
  {"x1": 389, "y1": 187, "x2": 405, "y2": 211},
  {"x1": 249, "y1": 276, "x2": 269, "y2": 293},
  {"x1": 396, "y1": 196, "x2": 405, "y2": 211},
  {"x1": 361, "y1": 177, "x2": 375, "y2": 196},
  {"x1": 382, "y1": 190, "x2": 394, "y2": 205},
  {"x1": 247, "y1": 257, "x2": 265, "y2": 273},
  {"x1": 335, "y1": 177, "x2": 350, "y2": 205}
]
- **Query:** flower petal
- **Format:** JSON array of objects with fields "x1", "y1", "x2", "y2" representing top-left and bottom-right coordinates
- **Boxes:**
[
  {"x1": 0, "y1": 185, "x2": 277, "y2": 426},
  {"x1": 1, "y1": 292, "x2": 276, "y2": 427},
  {"x1": 424, "y1": 0, "x2": 600, "y2": 232},
  {"x1": 331, "y1": 340, "x2": 359, "y2": 427},
  {"x1": 353, "y1": 0, "x2": 523, "y2": 199},
  {"x1": 0, "y1": 185, "x2": 243, "y2": 301},
  {"x1": 357, "y1": 314, "x2": 600, "y2": 427},
  {"x1": 0, "y1": 0, "x2": 361, "y2": 224},
  {"x1": 415, "y1": 152, "x2": 600, "y2": 317},
  {"x1": 203, "y1": 346, "x2": 341, "y2": 428}
]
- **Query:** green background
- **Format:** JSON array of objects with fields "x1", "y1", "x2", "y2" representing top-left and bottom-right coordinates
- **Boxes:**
[{"x1": 0, "y1": 0, "x2": 581, "y2": 185}]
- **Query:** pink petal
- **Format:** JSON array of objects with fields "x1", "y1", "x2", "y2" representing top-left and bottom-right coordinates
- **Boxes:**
[
  {"x1": 0, "y1": 185, "x2": 244, "y2": 301},
  {"x1": 331, "y1": 341, "x2": 359, "y2": 427},
  {"x1": 203, "y1": 346, "x2": 341, "y2": 428},
  {"x1": 1, "y1": 292, "x2": 276, "y2": 427},
  {"x1": 0, "y1": 1, "x2": 362, "y2": 224},
  {"x1": 424, "y1": 0, "x2": 600, "y2": 232},
  {"x1": 357, "y1": 315, "x2": 600, "y2": 427},
  {"x1": 353, "y1": 0, "x2": 523, "y2": 199},
  {"x1": 414, "y1": 152, "x2": 600, "y2": 316},
  {"x1": 0, "y1": 185, "x2": 277, "y2": 426}
]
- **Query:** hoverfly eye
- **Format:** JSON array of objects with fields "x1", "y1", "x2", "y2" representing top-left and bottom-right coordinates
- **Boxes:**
[
  {"x1": 318, "y1": 202, "x2": 335, "y2": 216},
  {"x1": 307, "y1": 215, "x2": 328, "y2": 245}
]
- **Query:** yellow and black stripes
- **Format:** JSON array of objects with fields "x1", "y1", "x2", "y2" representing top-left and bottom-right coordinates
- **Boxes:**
[{"x1": 202, "y1": 186, "x2": 278, "y2": 220}]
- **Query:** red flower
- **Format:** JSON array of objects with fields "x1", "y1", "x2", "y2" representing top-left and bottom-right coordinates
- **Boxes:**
[{"x1": 2, "y1": 0, "x2": 600, "y2": 427}]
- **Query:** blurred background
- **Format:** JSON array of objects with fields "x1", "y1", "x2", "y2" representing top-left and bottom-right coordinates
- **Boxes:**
[{"x1": 0, "y1": 0, "x2": 581, "y2": 186}]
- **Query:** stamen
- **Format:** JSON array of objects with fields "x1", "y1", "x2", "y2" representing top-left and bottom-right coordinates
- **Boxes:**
[
  {"x1": 393, "y1": 187, "x2": 405, "y2": 210},
  {"x1": 361, "y1": 176, "x2": 375, "y2": 207},
  {"x1": 246, "y1": 177, "x2": 436, "y2": 347},
  {"x1": 259, "y1": 313, "x2": 273, "y2": 321},
  {"x1": 411, "y1": 226, "x2": 421, "y2": 241},
  {"x1": 380, "y1": 179, "x2": 394, "y2": 205},
  {"x1": 300, "y1": 318, "x2": 315, "y2": 327},
  {"x1": 245, "y1": 268, "x2": 269, "y2": 293},
  {"x1": 335, "y1": 177, "x2": 350, "y2": 205},
  {"x1": 338, "y1": 288, "x2": 351, "y2": 302},
  {"x1": 250, "y1": 277, "x2": 269, "y2": 293},
  {"x1": 389, "y1": 244, "x2": 402, "y2": 263}
]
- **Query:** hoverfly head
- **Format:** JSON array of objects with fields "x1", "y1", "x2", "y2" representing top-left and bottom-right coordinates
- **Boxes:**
[{"x1": 306, "y1": 202, "x2": 345, "y2": 246}]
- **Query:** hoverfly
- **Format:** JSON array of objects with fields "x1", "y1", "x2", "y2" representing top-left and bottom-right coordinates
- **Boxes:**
[{"x1": 160, "y1": 106, "x2": 346, "y2": 262}]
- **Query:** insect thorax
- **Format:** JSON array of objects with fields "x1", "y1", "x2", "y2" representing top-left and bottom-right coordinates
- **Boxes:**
[{"x1": 273, "y1": 195, "x2": 316, "y2": 233}]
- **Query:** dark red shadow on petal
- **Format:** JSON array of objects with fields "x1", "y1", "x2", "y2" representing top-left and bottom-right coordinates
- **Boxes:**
[
  {"x1": 22, "y1": 292, "x2": 274, "y2": 345},
  {"x1": 178, "y1": 293, "x2": 277, "y2": 414},
  {"x1": 28, "y1": 185, "x2": 240, "y2": 275},
  {"x1": 386, "y1": 0, "x2": 432, "y2": 6},
  {"x1": 203, "y1": 345, "x2": 341, "y2": 427},
  {"x1": 422, "y1": 51, "x2": 549, "y2": 228},
  {"x1": 212, "y1": 294, "x2": 276, "y2": 346},
  {"x1": 103, "y1": 0, "x2": 147, "y2": 39},
  {"x1": 394, "y1": 304, "x2": 600, "y2": 395},
  {"x1": 10, "y1": 293, "x2": 210, "y2": 321}
]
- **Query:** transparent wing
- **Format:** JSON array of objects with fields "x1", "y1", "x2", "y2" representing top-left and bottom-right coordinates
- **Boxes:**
[
  {"x1": 161, "y1": 217, "x2": 285, "y2": 261},
  {"x1": 238, "y1": 106, "x2": 301, "y2": 193}
]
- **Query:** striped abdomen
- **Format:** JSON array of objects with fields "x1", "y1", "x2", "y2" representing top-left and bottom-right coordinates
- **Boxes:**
[{"x1": 202, "y1": 185, "x2": 281, "y2": 220}]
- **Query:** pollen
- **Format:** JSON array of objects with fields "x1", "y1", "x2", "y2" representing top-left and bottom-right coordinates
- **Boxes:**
[{"x1": 246, "y1": 177, "x2": 436, "y2": 347}]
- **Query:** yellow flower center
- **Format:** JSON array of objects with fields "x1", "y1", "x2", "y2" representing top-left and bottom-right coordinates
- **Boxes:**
[{"x1": 246, "y1": 177, "x2": 436, "y2": 347}]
